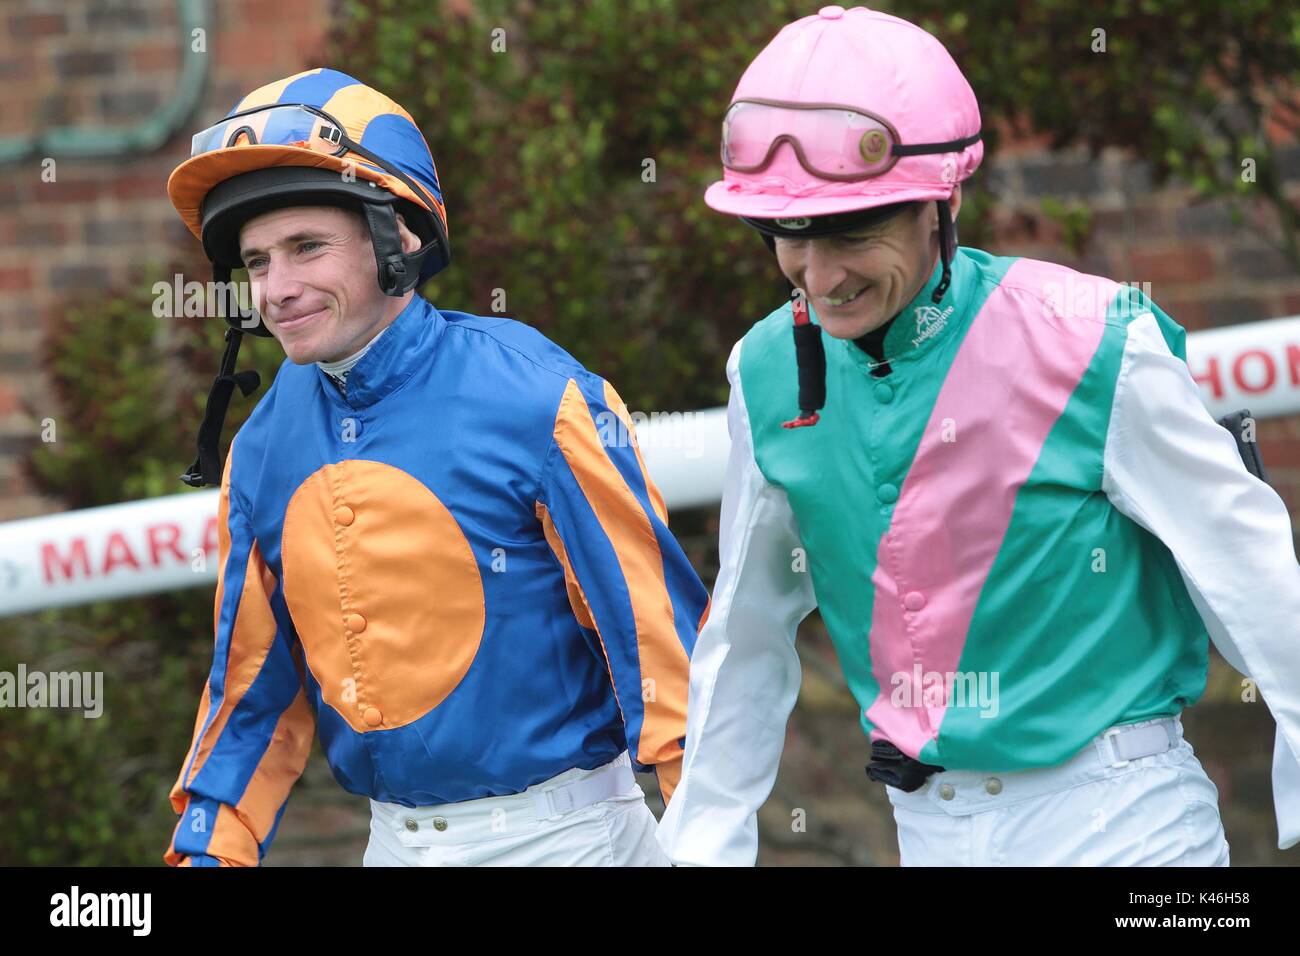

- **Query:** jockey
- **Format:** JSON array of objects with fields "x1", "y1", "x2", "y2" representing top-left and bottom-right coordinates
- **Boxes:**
[
  {"x1": 658, "y1": 5, "x2": 1300, "y2": 866},
  {"x1": 164, "y1": 69, "x2": 708, "y2": 866}
]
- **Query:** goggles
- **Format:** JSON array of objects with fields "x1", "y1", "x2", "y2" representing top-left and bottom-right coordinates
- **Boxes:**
[
  {"x1": 189, "y1": 103, "x2": 440, "y2": 213},
  {"x1": 191, "y1": 103, "x2": 349, "y2": 157},
  {"x1": 721, "y1": 98, "x2": 981, "y2": 182}
]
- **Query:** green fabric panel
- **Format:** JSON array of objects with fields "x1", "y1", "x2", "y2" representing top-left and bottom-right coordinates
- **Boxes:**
[{"x1": 938, "y1": 284, "x2": 1207, "y2": 770}]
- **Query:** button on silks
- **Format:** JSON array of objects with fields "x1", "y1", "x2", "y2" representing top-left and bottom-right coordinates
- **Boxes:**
[
  {"x1": 939, "y1": 783, "x2": 955, "y2": 800},
  {"x1": 363, "y1": 707, "x2": 382, "y2": 727},
  {"x1": 404, "y1": 818, "x2": 419, "y2": 832},
  {"x1": 985, "y1": 778, "x2": 1003, "y2": 795},
  {"x1": 334, "y1": 505, "x2": 355, "y2": 526},
  {"x1": 874, "y1": 383, "x2": 894, "y2": 403},
  {"x1": 903, "y1": 591, "x2": 926, "y2": 611},
  {"x1": 877, "y1": 483, "x2": 899, "y2": 504},
  {"x1": 432, "y1": 817, "x2": 448, "y2": 832},
  {"x1": 347, "y1": 612, "x2": 367, "y2": 633}
]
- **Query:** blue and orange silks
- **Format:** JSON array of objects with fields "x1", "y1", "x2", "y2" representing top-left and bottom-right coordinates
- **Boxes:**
[{"x1": 165, "y1": 296, "x2": 709, "y2": 866}]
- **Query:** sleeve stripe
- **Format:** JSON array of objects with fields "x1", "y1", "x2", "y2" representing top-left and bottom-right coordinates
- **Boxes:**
[
  {"x1": 182, "y1": 538, "x2": 282, "y2": 790},
  {"x1": 234, "y1": 688, "x2": 315, "y2": 846},
  {"x1": 204, "y1": 804, "x2": 260, "y2": 867},
  {"x1": 535, "y1": 501, "x2": 596, "y2": 630},
  {"x1": 536, "y1": 500, "x2": 626, "y2": 719},
  {"x1": 553, "y1": 379, "x2": 690, "y2": 765},
  {"x1": 170, "y1": 681, "x2": 212, "y2": 813},
  {"x1": 656, "y1": 758, "x2": 682, "y2": 805},
  {"x1": 169, "y1": 440, "x2": 316, "y2": 867},
  {"x1": 601, "y1": 380, "x2": 669, "y2": 525}
]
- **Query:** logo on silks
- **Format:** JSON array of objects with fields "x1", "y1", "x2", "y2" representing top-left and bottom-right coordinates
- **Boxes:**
[
  {"x1": 774, "y1": 217, "x2": 812, "y2": 230},
  {"x1": 911, "y1": 304, "x2": 954, "y2": 347}
]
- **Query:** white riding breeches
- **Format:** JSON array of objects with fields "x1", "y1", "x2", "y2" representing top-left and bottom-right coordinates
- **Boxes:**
[
  {"x1": 362, "y1": 751, "x2": 671, "y2": 867},
  {"x1": 884, "y1": 717, "x2": 1231, "y2": 866}
]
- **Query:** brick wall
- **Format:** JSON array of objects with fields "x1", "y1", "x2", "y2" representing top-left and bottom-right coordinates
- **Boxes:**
[
  {"x1": 983, "y1": 141, "x2": 1300, "y2": 523},
  {"x1": 0, "y1": 0, "x2": 332, "y2": 520}
]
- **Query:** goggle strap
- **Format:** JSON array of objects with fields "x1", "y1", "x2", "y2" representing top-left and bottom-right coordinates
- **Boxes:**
[
  {"x1": 781, "y1": 288, "x2": 827, "y2": 428},
  {"x1": 345, "y1": 138, "x2": 443, "y2": 221},
  {"x1": 891, "y1": 131, "x2": 982, "y2": 157}
]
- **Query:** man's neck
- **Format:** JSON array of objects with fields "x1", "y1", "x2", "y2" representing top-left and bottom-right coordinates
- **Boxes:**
[
  {"x1": 851, "y1": 245, "x2": 943, "y2": 369},
  {"x1": 317, "y1": 316, "x2": 397, "y2": 392}
]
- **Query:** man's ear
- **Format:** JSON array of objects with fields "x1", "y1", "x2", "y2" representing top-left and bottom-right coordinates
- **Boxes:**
[
  {"x1": 949, "y1": 182, "x2": 963, "y2": 222},
  {"x1": 395, "y1": 213, "x2": 422, "y2": 254}
]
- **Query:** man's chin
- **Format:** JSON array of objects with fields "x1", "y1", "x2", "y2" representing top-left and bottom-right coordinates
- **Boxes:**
[
  {"x1": 818, "y1": 310, "x2": 884, "y2": 340},
  {"x1": 278, "y1": 339, "x2": 324, "y2": 365}
]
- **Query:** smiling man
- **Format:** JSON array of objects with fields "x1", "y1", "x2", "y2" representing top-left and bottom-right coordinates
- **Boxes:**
[
  {"x1": 773, "y1": 199, "x2": 946, "y2": 344},
  {"x1": 238, "y1": 205, "x2": 410, "y2": 373},
  {"x1": 657, "y1": 6, "x2": 1300, "y2": 867},
  {"x1": 163, "y1": 69, "x2": 707, "y2": 867}
]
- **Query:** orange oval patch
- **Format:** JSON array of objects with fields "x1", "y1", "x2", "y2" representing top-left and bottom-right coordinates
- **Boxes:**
[{"x1": 282, "y1": 460, "x2": 486, "y2": 732}]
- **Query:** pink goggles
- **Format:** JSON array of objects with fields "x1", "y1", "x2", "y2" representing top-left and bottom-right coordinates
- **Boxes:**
[{"x1": 721, "y1": 98, "x2": 980, "y2": 182}]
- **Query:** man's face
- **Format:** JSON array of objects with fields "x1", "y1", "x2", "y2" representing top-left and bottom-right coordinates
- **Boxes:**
[
  {"x1": 774, "y1": 193, "x2": 956, "y2": 340},
  {"x1": 239, "y1": 205, "x2": 407, "y2": 364}
]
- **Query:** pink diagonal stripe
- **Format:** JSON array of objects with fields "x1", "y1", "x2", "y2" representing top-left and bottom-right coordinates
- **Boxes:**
[{"x1": 865, "y1": 260, "x2": 1116, "y2": 758}]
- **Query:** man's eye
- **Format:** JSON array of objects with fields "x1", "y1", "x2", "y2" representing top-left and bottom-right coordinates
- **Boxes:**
[
  {"x1": 245, "y1": 257, "x2": 267, "y2": 270},
  {"x1": 300, "y1": 241, "x2": 323, "y2": 253}
]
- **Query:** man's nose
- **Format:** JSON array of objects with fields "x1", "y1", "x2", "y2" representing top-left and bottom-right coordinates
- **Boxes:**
[
  {"x1": 262, "y1": 256, "x2": 302, "y2": 308},
  {"x1": 800, "y1": 242, "x2": 848, "y2": 299}
]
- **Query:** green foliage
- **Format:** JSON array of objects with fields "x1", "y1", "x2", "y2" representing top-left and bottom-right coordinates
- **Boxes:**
[
  {"x1": 26, "y1": 270, "x2": 288, "y2": 509},
  {"x1": 1040, "y1": 197, "x2": 1095, "y2": 256},
  {"x1": 3, "y1": 266, "x2": 285, "y2": 865},
  {"x1": 333, "y1": 0, "x2": 810, "y2": 413},
  {"x1": 0, "y1": 597, "x2": 214, "y2": 865},
  {"x1": 899, "y1": 0, "x2": 1300, "y2": 269}
]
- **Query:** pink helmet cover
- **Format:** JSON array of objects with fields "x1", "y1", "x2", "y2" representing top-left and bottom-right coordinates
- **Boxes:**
[{"x1": 706, "y1": 5, "x2": 983, "y2": 219}]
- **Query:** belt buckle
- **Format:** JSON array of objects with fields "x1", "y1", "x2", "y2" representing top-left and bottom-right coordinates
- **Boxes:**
[
  {"x1": 1102, "y1": 727, "x2": 1129, "y2": 768},
  {"x1": 538, "y1": 785, "x2": 567, "y2": 821}
]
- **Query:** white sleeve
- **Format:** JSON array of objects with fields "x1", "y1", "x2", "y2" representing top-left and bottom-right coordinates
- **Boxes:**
[
  {"x1": 656, "y1": 339, "x2": 817, "y2": 866},
  {"x1": 1101, "y1": 310, "x2": 1300, "y2": 851}
]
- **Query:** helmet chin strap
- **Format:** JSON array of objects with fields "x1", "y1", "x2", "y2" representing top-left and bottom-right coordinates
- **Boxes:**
[
  {"x1": 181, "y1": 263, "x2": 262, "y2": 487},
  {"x1": 770, "y1": 196, "x2": 958, "y2": 429},
  {"x1": 182, "y1": 199, "x2": 444, "y2": 488},
  {"x1": 931, "y1": 198, "x2": 955, "y2": 304}
]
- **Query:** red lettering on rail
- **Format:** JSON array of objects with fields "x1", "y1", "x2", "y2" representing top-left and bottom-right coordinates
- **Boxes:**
[
  {"x1": 41, "y1": 539, "x2": 91, "y2": 584},
  {"x1": 1232, "y1": 349, "x2": 1276, "y2": 394},
  {"x1": 1192, "y1": 356, "x2": 1223, "y2": 399}
]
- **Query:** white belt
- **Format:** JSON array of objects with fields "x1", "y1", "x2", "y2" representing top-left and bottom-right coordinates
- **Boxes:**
[
  {"x1": 886, "y1": 717, "x2": 1185, "y2": 815},
  {"x1": 371, "y1": 752, "x2": 638, "y2": 844},
  {"x1": 1095, "y1": 717, "x2": 1179, "y2": 768},
  {"x1": 530, "y1": 762, "x2": 634, "y2": 821}
]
